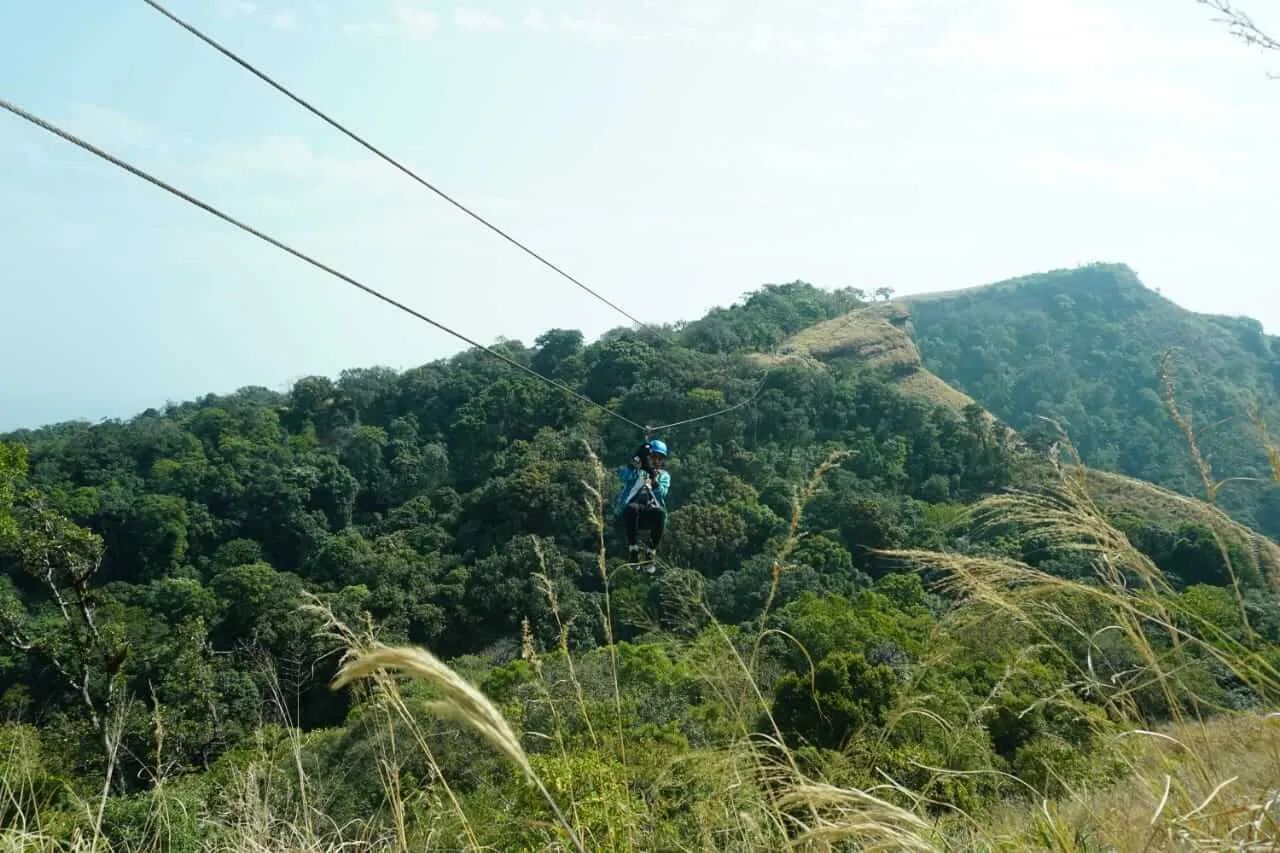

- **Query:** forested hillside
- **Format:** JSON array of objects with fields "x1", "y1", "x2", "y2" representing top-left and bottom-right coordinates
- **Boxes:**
[
  {"x1": 902, "y1": 263, "x2": 1280, "y2": 538},
  {"x1": 3, "y1": 280, "x2": 1280, "y2": 850}
]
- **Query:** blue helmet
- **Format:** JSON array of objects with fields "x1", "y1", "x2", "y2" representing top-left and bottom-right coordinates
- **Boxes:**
[{"x1": 648, "y1": 439, "x2": 669, "y2": 457}]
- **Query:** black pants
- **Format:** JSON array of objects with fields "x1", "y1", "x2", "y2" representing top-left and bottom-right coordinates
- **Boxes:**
[{"x1": 623, "y1": 502, "x2": 666, "y2": 548}]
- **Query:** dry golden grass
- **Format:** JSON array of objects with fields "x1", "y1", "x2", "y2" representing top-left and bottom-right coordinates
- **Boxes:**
[
  {"x1": 1083, "y1": 467, "x2": 1280, "y2": 593},
  {"x1": 758, "y1": 302, "x2": 987, "y2": 416},
  {"x1": 972, "y1": 712, "x2": 1280, "y2": 852},
  {"x1": 872, "y1": 479, "x2": 1280, "y2": 851},
  {"x1": 777, "y1": 781, "x2": 943, "y2": 852},
  {"x1": 333, "y1": 644, "x2": 585, "y2": 853},
  {"x1": 784, "y1": 303, "x2": 917, "y2": 368},
  {"x1": 1255, "y1": 407, "x2": 1280, "y2": 483},
  {"x1": 896, "y1": 369, "x2": 987, "y2": 414}
]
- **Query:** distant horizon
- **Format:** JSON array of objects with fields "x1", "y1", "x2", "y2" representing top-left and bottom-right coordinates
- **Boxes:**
[{"x1": 2, "y1": 259, "x2": 1273, "y2": 434}]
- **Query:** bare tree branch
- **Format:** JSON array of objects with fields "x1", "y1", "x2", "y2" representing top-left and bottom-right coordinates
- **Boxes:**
[{"x1": 1197, "y1": 0, "x2": 1280, "y2": 74}]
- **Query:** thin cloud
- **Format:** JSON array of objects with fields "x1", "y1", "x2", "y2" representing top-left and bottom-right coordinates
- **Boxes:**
[
  {"x1": 62, "y1": 104, "x2": 169, "y2": 154},
  {"x1": 35, "y1": 111, "x2": 415, "y2": 206},
  {"x1": 454, "y1": 7, "x2": 503, "y2": 31},
  {"x1": 342, "y1": 21, "x2": 388, "y2": 36},
  {"x1": 924, "y1": 0, "x2": 1236, "y2": 75},
  {"x1": 218, "y1": 0, "x2": 256, "y2": 15},
  {"x1": 525, "y1": 8, "x2": 550, "y2": 32},
  {"x1": 810, "y1": 26, "x2": 889, "y2": 66},
  {"x1": 752, "y1": 140, "x2": 839, "y2": 180},
  {"x1": 861, "y1": 0, "x2": 928, "y2": 29},
  {"x1": 511, "y1": 0, "x2": 903, "y2": 59},
  {"x1": 611, "y1": 0, "x2": 934, "y2": 66},
  {"x1": 0, "y1": 122, "x2": 59, "y2": 169},
  {"x1": 1014, "y1": 144, "x2": 1260, "y2": 198},
  {"x1": 196, "y1": 135, "x2": 419, "y2": 201},
  {"x1": 555, "y1": 12, "x2": 622, "y2": 43},
  {"x1": 996, "y1": 76, "x2": 1261, "y2": 125},
  {"x1": 746, "y1": 24, "x2": 808, "y2": 57},
  {"x1": 392, "y1": 6, "x2": 441, "y2": 40},
  {"x1": 270, "y1": 10, "x2": 298, "y2": 30}
]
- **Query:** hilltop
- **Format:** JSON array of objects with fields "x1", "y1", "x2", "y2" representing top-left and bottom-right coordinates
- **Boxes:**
[{"x1": 894, "y1": 262, "x2": 1280, "y2": 538}]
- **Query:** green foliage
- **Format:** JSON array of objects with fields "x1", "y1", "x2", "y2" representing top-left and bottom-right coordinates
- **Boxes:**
[
  {"x1": 773, "y1": 650, "x2": 900, "y2": 750},
  {"x1": 0, "y1": 442, "x2": 27, "y2": 545},
  {"x1": 0, "y1": 282, "x2": 1021, "y2": 784},
  {"x1": 2, "y1": 275, "x2": 1278, "y2": 849},
  {"x1": 678, "y1": 280, "x2": 867, "y2": 354}
]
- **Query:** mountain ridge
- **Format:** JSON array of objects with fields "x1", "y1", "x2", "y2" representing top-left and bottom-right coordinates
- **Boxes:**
[
  {"x1": 900, "y1": 261, "x2": 1277, "y2": 341},
  {"x1": 886, "y1": 261, "x2": 1278, "y2": 539}
]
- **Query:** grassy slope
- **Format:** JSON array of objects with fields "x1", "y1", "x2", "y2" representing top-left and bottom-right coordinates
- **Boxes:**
[
  {"x1": 974, "y1": 711, "x2": 1280, "y2": 851},
  {"x1": 759, "y1": 301, "x2": 985, "y2": 415},
  {"x1": 1082, "y1": 467, "x2": 1280, "y2": 591}
]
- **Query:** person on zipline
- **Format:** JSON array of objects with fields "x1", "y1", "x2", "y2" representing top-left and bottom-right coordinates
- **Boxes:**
[{"x1": 614, "y1": 438, "x2": 670, "y2": 566}]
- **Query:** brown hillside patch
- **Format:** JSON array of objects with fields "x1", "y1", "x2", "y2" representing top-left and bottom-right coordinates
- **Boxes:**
[
  {"x1": 897, "y1": 370, "x2": 984, "y2": 414},
  {"x1": 784, "y1": 302, "x2": 915, "y2": 367},
  {"x1": 754, "y1": 303, "x2": 985, "y2": 415},
  {"x1": 973, "y1": 711, "x2": 1280, "y2": 851},
  {"x1": 1084, "y1": 467, "x2": 1280, "y2": 593}
]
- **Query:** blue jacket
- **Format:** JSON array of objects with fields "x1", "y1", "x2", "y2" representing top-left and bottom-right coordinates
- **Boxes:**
[{"x1": 613, "y1": 465, "x2": 671, "y2": 518}]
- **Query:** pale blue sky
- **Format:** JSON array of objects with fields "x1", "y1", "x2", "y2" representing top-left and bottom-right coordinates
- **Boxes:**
[{"x1": 2, "y1": 0, "x2": 1278, "y2": 431}]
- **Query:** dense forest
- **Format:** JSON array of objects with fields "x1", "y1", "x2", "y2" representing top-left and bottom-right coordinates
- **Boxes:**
[
  {"x1": 904, "y1": 263, "x2": 1280, "y2": 538},
  {"x1": 3, "y1": 277, "x2": 1280, "y2": 850}
]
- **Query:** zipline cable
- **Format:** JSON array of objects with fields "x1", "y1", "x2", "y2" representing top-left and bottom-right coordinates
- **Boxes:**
[
  {"x1": 137, "y1": 0, "x2": 653, "y2": 331},
  {"x1": 645, "y1": 363, "x2": 775, "y2": 434},
  {"x1": 6, "y1": 98, "x2": 773, "y2": 437},
  {"x1": 0, "y1": 97, "x2": 652, "y2": 434}
]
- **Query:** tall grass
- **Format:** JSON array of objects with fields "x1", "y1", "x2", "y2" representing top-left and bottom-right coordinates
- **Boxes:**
[{"x1": 5, "y1": 412, "x2": 1280, "y2": 852}]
